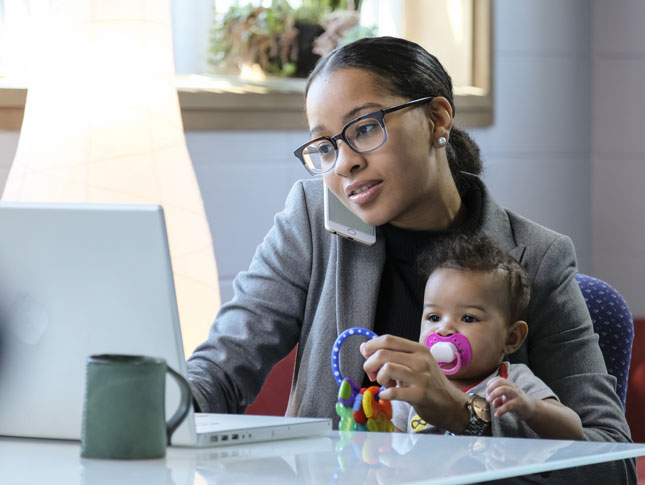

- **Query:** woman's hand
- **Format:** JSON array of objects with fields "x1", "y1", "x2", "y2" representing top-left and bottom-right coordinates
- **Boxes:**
[
  {"x1": 485, "y1": 377, "x2": 536, "y2": 419},
  {"x1": 360, "y1": 334, "x2": 470, "y2": 434}
]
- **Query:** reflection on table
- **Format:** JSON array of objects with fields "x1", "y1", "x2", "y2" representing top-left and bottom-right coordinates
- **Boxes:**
[{"x1": 0, "y1": 430, "x2": 643, "y2": 484}]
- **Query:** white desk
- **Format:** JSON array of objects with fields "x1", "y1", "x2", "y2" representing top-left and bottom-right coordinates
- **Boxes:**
[{"x1": 1, "y1": 432, "x2": 643, "y2": 484}]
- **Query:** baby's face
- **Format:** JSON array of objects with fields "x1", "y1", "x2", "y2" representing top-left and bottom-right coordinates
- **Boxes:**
[{"x1": 420, "y1": 268, "x2": 512, "y2": 385}]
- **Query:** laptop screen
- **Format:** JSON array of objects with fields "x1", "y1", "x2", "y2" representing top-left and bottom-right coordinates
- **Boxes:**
[{"x1": 0, "y1": 203, "x2": 188, "y2": 441}]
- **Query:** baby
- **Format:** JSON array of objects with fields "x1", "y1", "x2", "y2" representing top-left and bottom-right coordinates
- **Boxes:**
[{"x1": 389, "y1": 235, "x2": 583, "y2": 439}]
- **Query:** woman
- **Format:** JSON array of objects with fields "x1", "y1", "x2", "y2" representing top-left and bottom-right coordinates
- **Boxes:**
[{"x1": 187, "y1": 37, "x2": 634, "y2": 481}]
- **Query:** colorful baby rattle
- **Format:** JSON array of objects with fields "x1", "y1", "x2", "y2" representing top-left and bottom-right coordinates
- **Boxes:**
[{"x1": 331, "y1": 327, "x2": 394, "y2": 432}]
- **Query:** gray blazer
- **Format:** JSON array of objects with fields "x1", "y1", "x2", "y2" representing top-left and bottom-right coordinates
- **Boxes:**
[{"x1": 187, "y1": 173, "x2": 635, "y2": 482}]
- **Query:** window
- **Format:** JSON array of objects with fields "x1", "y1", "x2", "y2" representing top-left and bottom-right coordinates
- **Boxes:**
[
  {"x1": 172, "y1": 0, "x2": 493, "y2": 129},
  {"x1": 0, "y1": 0, "x2": 492, "y2": 130}
]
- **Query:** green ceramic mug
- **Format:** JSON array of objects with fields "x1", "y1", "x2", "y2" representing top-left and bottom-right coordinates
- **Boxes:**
[{"x1": 80, "y1": 354, "x2": 192, "y2": 459}]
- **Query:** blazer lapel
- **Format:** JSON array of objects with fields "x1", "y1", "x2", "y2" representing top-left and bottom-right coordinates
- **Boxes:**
[
  {"x1": 508, "y1": 245, "x2": 527, "y2": 264},
  {"x1": 469, "y1": 173, "x2": 526, "y2": 264}
]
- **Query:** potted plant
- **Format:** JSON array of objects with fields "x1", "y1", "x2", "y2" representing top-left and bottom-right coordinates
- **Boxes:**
[{"x1": 209, "y1": 0, "x2": 373, "y2": 78}]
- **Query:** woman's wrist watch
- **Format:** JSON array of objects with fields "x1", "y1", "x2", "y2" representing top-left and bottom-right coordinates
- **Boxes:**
[{"x1": 462, "y1": 393, "x2": 491, "y2": 436}]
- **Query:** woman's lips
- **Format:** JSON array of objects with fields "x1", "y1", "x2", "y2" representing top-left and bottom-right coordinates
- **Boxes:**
[{"x1": 346, "y1": 181, "x2": 383, "y2": 205}]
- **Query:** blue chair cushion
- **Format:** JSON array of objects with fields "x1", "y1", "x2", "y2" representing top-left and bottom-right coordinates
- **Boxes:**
[{"x1": 575, "y1": 273, "x2": 633, "y2": 409}]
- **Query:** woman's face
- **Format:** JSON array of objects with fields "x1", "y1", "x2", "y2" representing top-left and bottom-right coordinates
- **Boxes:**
[{"x1": 305, "y1": 68, "x2": 456, "y2": 230}]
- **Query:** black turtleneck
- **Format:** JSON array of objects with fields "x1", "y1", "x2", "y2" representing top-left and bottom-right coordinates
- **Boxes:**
[{"x1": 366, "y1": 180, "x2": 484, "y2": 387}]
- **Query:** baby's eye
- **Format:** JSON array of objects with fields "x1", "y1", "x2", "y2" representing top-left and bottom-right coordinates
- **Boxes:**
[
  {"x1": 426, "y1": 314, "x2": 441, "y2": 322},
  {"x1": 462, "y1": 314, "x2": 479, "y2": 323}
]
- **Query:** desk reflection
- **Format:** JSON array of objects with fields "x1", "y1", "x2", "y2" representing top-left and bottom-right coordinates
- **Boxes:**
[
  {"x1": 317, "y1": 431, "x2": 573, "y2": 484},
  {"x1": 185, "y1": 432, "x2": 572, "y2": 485},
  {"x1": 367, "y1": 433, "x2": 570, "y2": 484},
  {"x1": 81, "y1": 458, "x2": 176, "y2": 485},
  {"x1": 0, "y1": 432, "x2": 641, "y2": 485},
  {"x1": 191, "y1": 437, "x2": 334, "y2": 484}
]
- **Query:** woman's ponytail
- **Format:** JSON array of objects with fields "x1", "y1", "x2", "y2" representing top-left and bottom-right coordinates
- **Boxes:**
[{"x1": 445, "y1": 127, "x2": 483, "y2": 194}]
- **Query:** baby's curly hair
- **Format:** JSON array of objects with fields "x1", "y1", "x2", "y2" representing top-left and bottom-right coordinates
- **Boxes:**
[{"x1": 417, "y1": 234, "x2": 531, "y2": 323}]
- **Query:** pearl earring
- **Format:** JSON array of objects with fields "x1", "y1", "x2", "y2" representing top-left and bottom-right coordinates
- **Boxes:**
[{"x1": 438, "y1": 136, "x2": 447, "y2": 146}]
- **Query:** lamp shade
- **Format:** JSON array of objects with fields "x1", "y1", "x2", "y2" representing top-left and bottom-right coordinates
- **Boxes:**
[{"x1": 3, "y1": 0, "x2": 221, "y2": 357}]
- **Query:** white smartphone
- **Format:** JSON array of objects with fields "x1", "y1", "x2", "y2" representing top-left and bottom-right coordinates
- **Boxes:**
[{"x1": 323, "y1": 183, "x2": 376, "y2": 246}]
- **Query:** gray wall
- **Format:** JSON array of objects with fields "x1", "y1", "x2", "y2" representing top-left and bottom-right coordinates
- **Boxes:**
[
  {"x1": 187, "y1": 131, "x2": 306, "y2": 302},
  {"x1": 473, "y1": 0, "x2": 591, "y2": 275},
  {"x1": 2, "y1": 0, "x2": 644, "y2": 315},
  {"x1": 590, "y1": 0, "x2": 645, "y2": 314}
]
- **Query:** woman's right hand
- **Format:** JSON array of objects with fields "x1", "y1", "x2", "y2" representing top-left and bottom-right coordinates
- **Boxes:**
[{"x1": 360, "y1": 334, "x2": 470, "y2": 434}]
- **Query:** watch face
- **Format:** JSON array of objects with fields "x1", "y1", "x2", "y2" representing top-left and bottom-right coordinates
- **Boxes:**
[{"x1": 472, "y1": 396, "x2": 491, "y2": 423}]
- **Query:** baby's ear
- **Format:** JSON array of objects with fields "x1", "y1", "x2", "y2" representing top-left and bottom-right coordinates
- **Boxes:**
[{"x1": 504, "y1": 320, "x2": 528, "y2": 354}]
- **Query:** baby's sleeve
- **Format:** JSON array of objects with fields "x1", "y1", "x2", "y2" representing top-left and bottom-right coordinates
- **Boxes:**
[
  {"x1": 390, "y1": 399, "x2": 411, "y2": 432},
  {"x1": 508, "y1": 362, "x2": 559, "y2": 402}
]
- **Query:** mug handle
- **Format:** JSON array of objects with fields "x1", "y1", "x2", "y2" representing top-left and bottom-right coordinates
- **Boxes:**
[{"x1": 165, "y1": 365, "x2": 193, "y2": 445}]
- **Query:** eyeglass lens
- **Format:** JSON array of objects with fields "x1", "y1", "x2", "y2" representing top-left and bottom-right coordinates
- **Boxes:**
[{"x1": 301, "y1": 116, "x2": 386, "y2": 173}]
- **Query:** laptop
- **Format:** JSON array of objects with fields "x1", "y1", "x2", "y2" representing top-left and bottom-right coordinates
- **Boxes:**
[{"x1": 0, "y1": 202, "x2": 330, "y2": 447}]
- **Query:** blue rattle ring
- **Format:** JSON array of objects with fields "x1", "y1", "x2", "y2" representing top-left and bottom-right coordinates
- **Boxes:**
[{"x1": 331, "y1": 327, "x2": 378, "y2": 387}]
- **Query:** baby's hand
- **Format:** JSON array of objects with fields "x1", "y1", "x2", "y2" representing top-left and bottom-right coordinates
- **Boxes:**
[{"x1": 485, "y1": 377, "x2": 536, "y2": 420}]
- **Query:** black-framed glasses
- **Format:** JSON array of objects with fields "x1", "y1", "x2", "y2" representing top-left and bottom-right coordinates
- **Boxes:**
[{"x1": 293, "y1": 96, "x2": 433, "y2": 175}]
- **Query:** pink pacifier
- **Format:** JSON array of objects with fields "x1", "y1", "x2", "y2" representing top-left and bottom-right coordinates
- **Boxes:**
[{"x1": 425, "y1": 333, "x2": 472, "y2": 376}]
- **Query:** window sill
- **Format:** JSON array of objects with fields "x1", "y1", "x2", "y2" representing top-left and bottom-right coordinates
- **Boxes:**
[{"x1": 0, "y1": 74, "x2": 493, "y2": 132}]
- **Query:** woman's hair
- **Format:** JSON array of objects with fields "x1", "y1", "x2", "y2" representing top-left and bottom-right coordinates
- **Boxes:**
[
  {"x1": 417, "y1": 234, "x2": 532, "y2": 323},
  {"x1": 306, "y1": 36, "x2": 482, "y2": 194}
]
